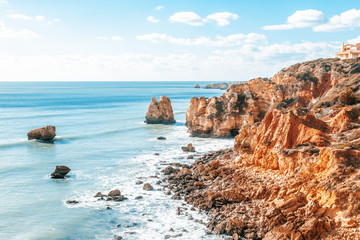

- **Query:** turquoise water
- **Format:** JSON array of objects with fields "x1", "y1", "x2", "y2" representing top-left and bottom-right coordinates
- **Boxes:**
[{"x1": 0, "y1": 82, "x2": 233, "y2": 240}]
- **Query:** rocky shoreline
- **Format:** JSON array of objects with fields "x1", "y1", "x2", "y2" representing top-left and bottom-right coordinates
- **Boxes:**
[
  {"x1": 161, "y1": 147, "x2": 359, "y2": 240},
  {"x1": 163, "y1": 58, "x2": 360, "y2": 239}
]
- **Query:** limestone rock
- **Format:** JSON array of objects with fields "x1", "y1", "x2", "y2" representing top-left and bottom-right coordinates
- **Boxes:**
[
  {"x1": 145, "y1": 96, "x2": 175, "y2": 124},
  {"x1": 166, "y1": 58, "x2": 360, "y2": 240},
  {"x1": 27, "y1": 125, "x2": 56, "y2": 141}
]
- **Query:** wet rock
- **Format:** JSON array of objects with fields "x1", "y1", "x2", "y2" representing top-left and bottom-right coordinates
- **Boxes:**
[
  {"x1": 154, "y1": 153, "x2": 160, "y2": 156},
  {"x1": 94, "y1": 192, "x2": 103, "y2": 198},
  {"x1": 157, "y1": 136, "x2": 166, "y2": 140},
  {"x1": 66, "y1": 200, "x2": 79, "y2": 204},
  {"x1": 27, "y1": 125, "x2": 56, "y2": 141},
  {"x1": 126, "y1": 222, "x2": 137, "y2": 228},
  {"x1": 162, "y1": 166, "x2": 175, "y2": 175},
  {"x1": 145, "y1": 96, "x2": 176, "y2": 124},
  {"x1": 181, "y1": 143, "x2": 195, "y2": 152},
  {"x1": 135, "y1": 195, "x2": 143, "y2": 200},
  {"x1": 135, "y1": 180, "x2": 143, "y2": 185},
  {"x1": 176, "y1": 168, "x2": 191, "y2": 178},
  {"x1": 143, "y1": 183, "x2": 153, "y2": 191},
  {"x1": 114, "y1": 236, "x2": 122, "y2": 240},
  {"x1": 51, "y1": 165, "x2": 71, "y2": 179},
  {"x1": 107, "y1": 189, "x2": 125, "y2": 201},
  {"x1": 171, "y1": 193, "x2": 181, "y2": 200},
  {"x1": 195, "y1": 84, "x2": 200, "y2": 88},
  {"x1": 108, "y1": 189, "x2": 121, "y2": 197}
]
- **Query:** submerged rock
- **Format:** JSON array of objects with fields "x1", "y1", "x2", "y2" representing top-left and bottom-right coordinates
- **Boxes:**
[
  {"x1": 145, "y1": 96, "x2": 176, "y2": 124},
  {"x1": 27, "y1": 125, "x2": 56, "y2": 141},
  {"x1": 157, "y1": 136, "x2": 167, "y2": 140},
  {"x1": 51, "y1": 165, "x2": 71, "y2": 179},
  {"x1": 66, "y1": 200, "x2": 79, "y2": 204}
]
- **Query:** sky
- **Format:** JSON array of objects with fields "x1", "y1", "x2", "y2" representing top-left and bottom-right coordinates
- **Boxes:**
[{"x1": 0, "y1": 0, "x2": 359, "y2": 81}]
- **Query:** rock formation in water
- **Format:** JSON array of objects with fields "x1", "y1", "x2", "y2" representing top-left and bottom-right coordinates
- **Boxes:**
[
  {"x1": 51, "y1": 165, "x2": 71, "y2": 178},
  {"x1": 195, "y1": 84, "x2": 200, "y2": 88},
  {"x1": 145, "y1": 96, "x2": 176, "y2": 124},
  {"x1": 27, "y1": 125, "x2": 56, "y2": 141},
  {"x1": 181, "y1": 143, "x2": 195, "y2": 152},
  {"x1": 174, "y1": 58, "x2": 360, "y2": 239}
]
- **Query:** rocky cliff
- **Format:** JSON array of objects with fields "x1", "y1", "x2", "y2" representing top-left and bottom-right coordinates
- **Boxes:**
[
  {"x1": 176, "y1": 58, "x2": 360, "y2": 239},
  {"x1": 186, "y1": 58, "x2": 360, "y2": 137},
  {"x1": 145, "y1": 96, "x2": 176, "y2": 124}
]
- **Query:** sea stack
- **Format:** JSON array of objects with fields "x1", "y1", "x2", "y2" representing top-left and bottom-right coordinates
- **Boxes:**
[
  {"x1": 27, "y1": 125, "x2": 56, "y2": 141},
  {"x1": 145, "y1": 96, "x2": 176, "y2": 124}
]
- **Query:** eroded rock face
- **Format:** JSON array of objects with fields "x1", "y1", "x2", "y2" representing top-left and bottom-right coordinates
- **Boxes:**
[
  {"x1": 27, "y1": 125, "x2": 56, "y2": 141},
  {"x1": 186, "y1": 58, "x2": 360, "y2": 137},
  {"x1": 145, "y1": 96, "x2": 175, "y2": 124}
]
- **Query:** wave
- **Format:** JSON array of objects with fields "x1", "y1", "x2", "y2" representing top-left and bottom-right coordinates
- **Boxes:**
[
  {"x1": 173, "y1": 111, "x2": 186, "y2": 114},
  {"x1": 0, "y1": 127, "x2": 143, "y2": 148},
  {"x1": 56, "y1": 126, "x2": 142, "y2": 141},
  {"x1": 0, "y1": 139, "x2": 32, "y2": 148}
]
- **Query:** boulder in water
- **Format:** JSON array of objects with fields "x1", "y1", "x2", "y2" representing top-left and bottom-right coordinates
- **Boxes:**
[
  {"x1": 27, "y1": 125, "x2": 56, "y2": 141},
  {"x1": 143, "y1": 183, "x2": 153, "y2": 191},
  {"x1": 181, "y1": 143, "x2": 195, "y2": 152},
  {"x1": 51, "y1": 165, "x2": 71, "y2": 179}
]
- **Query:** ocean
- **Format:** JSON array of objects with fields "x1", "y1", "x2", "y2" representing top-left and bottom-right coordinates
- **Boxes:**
[{"x1": 0, "y1": 81, "x2": 234, "y2": 240}]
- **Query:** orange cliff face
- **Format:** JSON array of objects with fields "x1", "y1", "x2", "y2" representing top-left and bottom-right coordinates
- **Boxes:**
[
  {"x1": 186, "y1": 58, "x2": 360, "y2": 137},
  {"x1": 181, "y1": 58, "x2": 360, "y2": 239}
]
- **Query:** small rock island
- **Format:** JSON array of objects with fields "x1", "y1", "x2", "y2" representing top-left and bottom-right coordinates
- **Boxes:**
[
  {"x1": 145, "y1": 96, "x2": 176, "y2": 124},
  {"x1": 27, "y1": 125, "x2": 56, "y2": 141}
]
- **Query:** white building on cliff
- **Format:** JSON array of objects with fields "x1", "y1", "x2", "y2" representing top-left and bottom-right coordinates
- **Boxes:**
[{"x1": 335, "y1": 42, "x2": 360, "y2": 59}]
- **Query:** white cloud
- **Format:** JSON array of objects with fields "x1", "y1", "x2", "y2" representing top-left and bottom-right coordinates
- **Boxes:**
[
  {"x1": 168, "y1": 12, "x2": 204, "y2": 26},
  {"x1": 168, "y1": 11, "x2": 238, "y2": 26},
  {"x1": 147, "y1": 16, "x2": 160, "y2": 23},
  {"x1": 7, "y1": 14, "x2": 46, "y2": 21},
  {"x1": 263, "y1": 9, "x2": 325, "y2": 30},
  {"x1": 205, "y1": 12, "x2": 238, "y2": 26},
  {"x1": 112, "y1": 36, "x2": 123, "y2": 41},
  {"x1": 0, "y1": 21, "x2": 42, "y2": 38},
  {"x1": 35, "y1": 15, "x2": 45, "y2": 21},
  {"x1": 7, "y1": 14, "x2": 34, "y2": 20},
  {"x1": 0, "y1": 0, "x2": 8, "y2": 4},
  {"x1": 314, "y1": 9, "x2": 360, "y2": 32},
  {"x1": 97, "y1": 36, "x2": 123, "y2": 41},
  {"x1": 136, "y1": 33, "x2": 267, "y2": 46},
  {"x1": 348, "y1": 36, "x2": 360, "y2": 44},
  {"x1": 0, "y1": 40, "x2": 337, "y2": 82},
  {"x1": 155, "y1": 6, "x2": 164, "y2": 11},
  {"x1": 53, "y1": 19, "x2": 60, "y2": 23}
]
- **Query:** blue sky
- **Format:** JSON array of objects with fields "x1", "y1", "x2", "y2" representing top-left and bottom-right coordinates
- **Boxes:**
[{"x1": 0, "y1": 0, "x2": 359, "y2": 81}]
